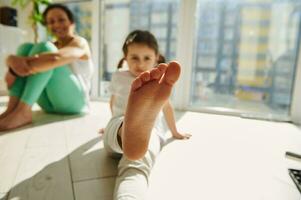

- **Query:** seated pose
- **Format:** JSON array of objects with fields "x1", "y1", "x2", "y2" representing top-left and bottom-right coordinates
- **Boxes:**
[
  {"x1": 102, "y1": 30, "x2": 191, "y2": 200},
  {"x1": 0, "y1": 4, "x2": 93, "y2": 131}
]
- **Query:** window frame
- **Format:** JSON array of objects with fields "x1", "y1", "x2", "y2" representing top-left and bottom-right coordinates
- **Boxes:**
[
  {"x1": 173, "y1": 0, "x2": 196, "y2": 110},
  {"x1": 90, "y1": 0, "x2": 102, "y2": 99},
  {"x1": 291, "y1": 35, "x2": 301, "y2": 125}
]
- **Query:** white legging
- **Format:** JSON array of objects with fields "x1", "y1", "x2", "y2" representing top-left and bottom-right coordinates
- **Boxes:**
[{"x1": 103, "y1": 116, "x2": 163, "y2": 200}]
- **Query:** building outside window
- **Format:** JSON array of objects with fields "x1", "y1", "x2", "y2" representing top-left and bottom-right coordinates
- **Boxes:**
[
  {"x1": 190, "y1": 0, "x2": 301, "y2": 121},
  {"x1": 64, "y1": 1, "x2": 93, "y2": 45}
]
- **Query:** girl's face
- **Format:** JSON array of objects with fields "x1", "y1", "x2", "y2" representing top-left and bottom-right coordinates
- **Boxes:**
[
  {"x1": 45, "y1": 8, "x2": 74, "y2": 39},
  {"x1": 125, "y1": 43, "x2": 159, "y2": 77}
]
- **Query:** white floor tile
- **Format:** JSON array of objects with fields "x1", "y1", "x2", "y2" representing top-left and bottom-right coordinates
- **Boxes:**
[
  {"x1": 0, "y1": 193, "x2": 7, "y2": 200},
  {"x1": 0, "y1": 130, "x2": 31, "y2": 193},
  {"x1": 8, "y1": 146, "x2": 73, "y2": 200},
  {"x1": 25, "y1": 123, "x2": 67, "y2": 148},
  {"x1": 73, "y1": 177, "x2": 115, "y2": 200},
  {"x1": 68, "y1": 136, "x2": 118, "y2": 182}
]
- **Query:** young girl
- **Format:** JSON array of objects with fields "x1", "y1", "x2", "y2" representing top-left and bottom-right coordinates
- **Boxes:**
[{"x1": 102, "y1": 30, "x2": 191, "y2": 200}]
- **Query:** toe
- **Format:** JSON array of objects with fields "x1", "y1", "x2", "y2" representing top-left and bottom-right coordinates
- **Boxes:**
[
  {"x1": 163, "y1": 61, "x2": 181, "y2": 86},
  {"x1": 157, "y1": 63, "x2": 168, "y2": 73},
  {"x1": 150, "y1": 68, "x2": 162, "y2": 80},
  {"x1": 131, "y1": 77, "x2": 143, "y2": 91},
  {"x1": 139, "y1": 71, "x2": 151, "y2": 82}
]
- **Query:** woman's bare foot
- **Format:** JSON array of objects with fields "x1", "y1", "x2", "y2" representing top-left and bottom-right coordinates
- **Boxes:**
[
  {"x1": 121, "y1": 61, "x2": 181, "y2": 160},
  {"x1": 0, "y1": 101, "x2": 32, "y2": 131},
  {"x1": 0, "y1": 96, "x2": 20, "y2": 120}
]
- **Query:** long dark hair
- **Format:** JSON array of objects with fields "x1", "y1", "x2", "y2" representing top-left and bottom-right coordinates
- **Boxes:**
[
  {"x1": 42, "y1": 3, "x2": 74, "y2": 25},
  {"x1": 117, "y1": 30, "x2": 166, "y2": 69}
]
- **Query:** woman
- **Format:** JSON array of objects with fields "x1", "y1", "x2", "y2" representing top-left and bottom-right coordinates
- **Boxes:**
[{"x1": 0, "y1": 3, "x2": 94, "y2": 131}]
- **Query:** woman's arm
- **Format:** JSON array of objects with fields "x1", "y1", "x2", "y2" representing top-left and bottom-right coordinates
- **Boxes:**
[
  {"x1": 4, "y1": 71, "x2": 16, "y2": 89},
  {"x1": 163, "y1": 100, "x2": 191, "y2": 139},
  {"x1": 7, "y1": 37, "x2": 90, "y2": 76},
  {"x1": 29, "y1": 37, "x2": 90, "y2": 73},
  {"x1": 6, "y1": 55, "x2": 32, "y2": 76}
]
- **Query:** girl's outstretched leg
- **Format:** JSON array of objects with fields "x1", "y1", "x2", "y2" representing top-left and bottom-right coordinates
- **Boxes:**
[
  {"x1": 114, "y1": 130, "x2": 161, "y2": 200},
  {"x1": 121, "y1": 61, "x2": 181, "y2": 160}
]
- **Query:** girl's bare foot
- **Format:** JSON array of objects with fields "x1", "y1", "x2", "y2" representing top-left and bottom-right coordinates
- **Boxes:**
[
  {"x1": 121, "y1": 61, "x2": 181, "y2": 160},
  {"x1": 0, "y1": 101, "x2": 32, "y2": 131}
]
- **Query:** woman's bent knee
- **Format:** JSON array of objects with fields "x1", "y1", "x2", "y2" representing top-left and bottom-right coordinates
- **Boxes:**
[
  {"x1": 16, "y1": 43, "x2": 34, "y2": 56},
  {"x1": 29, "y1": 41, "x2": 58, "y2": 55}
]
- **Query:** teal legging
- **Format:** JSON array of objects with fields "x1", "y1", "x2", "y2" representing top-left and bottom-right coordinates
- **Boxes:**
[{"x1": 9, "y1": 42, "x2": 87, "y2": 114}]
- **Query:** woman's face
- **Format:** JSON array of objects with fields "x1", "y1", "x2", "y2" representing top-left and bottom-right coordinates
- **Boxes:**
[
  {"x1": 45, "y1": 8, "x2": 74, "y2": 39},
  {"x1": 125, "y1": 43, "x2": 159, "y2": 77}
]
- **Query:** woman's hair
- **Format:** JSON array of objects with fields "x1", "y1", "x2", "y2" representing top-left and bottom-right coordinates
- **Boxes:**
[
  {"x1": 117, "y1": 30, "x2": 166, "y2": 69},
  {"x1": 42, "y1": 3, "x2": 74, "y2": 25}
]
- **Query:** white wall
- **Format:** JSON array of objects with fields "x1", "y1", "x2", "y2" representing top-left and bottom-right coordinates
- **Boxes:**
[
  {"x1": 0, "y1": 2, "x2": 29, "y2": 94},
  {"x1": 0, "y1": 0, "x2": 35, "y2": 42},
  {"x1": 0, "y1": 25, "x2": 27, "y2": 93},
  {"x1": 0, "y1": 0, "x2": 11, "y2": 6}
]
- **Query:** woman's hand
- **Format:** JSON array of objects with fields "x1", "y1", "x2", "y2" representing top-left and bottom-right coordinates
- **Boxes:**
[
  {"x1": 6, "y1": 55, "x2": 32, "y2": 76},
  {"x1": 5, "y1": 71, "x2": 16, "y2": 89},
  {"x1": 172, "y1": 132, "x2": 192, "y2": 140}
]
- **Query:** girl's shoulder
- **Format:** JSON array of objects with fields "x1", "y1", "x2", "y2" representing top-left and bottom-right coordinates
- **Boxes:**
[
  {"x1": 112, "y1": 70, "x2": 132, "y2": 77},
  {"x1": 112, "y1": 70, "x2": 134, "y2": 82}
]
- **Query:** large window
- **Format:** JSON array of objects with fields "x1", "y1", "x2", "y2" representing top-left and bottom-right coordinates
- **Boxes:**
[
  {"x1": 48, "y1": 0, "x2": 300, "y2": 122},
  {"x1": 63, "y1": 1, "x2": 93, "y2": 44},
  {"x1": 190, "y1": 0, "x2": 301, "y2": 120},
  {"x1": 98, "y1": 0, "x2": 180, "y2": 98}
]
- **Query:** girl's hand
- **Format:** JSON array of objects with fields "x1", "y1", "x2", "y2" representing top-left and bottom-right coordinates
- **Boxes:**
[
  {"x1": 5, "y1": 71, "x2": 16, "y2": 89},
  {"x1": 7, "y1": 55, "x2": 32, "y2": 76},
  {"x1": 172, "y1": 132, "x2": 192, "y2": 140},
  {"x1": 98, "y1": 128, "x2": 105, "y2": 134}
]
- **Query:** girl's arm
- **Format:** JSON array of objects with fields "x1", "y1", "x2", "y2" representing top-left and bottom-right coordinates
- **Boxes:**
[
  {"x1": 6, "y1": 37, "x2": 90, "y2": 76},
  {"x1": 98, "y1": 95, "x2": 115, "y2": 134},
  {"x1": 162, "y1": 100, "x2": 191, "y2": 139},
  {"x1": 109, "y1": 95, "x2": 115, "y2": 115},
  {"x1": 99, "y1": 95, "x2": 115, "y2": 134}
]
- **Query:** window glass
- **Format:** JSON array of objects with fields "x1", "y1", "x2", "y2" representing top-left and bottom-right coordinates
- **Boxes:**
[
  {"x1": 99, "y1": 0, "x2": 180, "y2": 98},
  {"x1": 191, "y1": 0, "x2": 301, "y2": 120}
]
